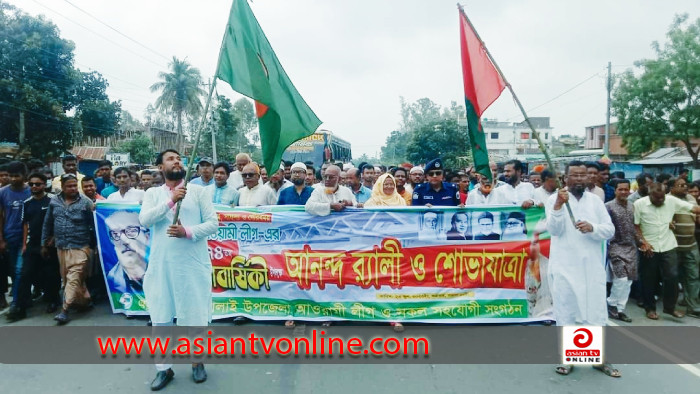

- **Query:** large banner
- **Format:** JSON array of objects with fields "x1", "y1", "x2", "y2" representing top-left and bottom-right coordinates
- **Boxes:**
[{"x1": 95, "y1": 203, "x2": 561, "y2": 323}]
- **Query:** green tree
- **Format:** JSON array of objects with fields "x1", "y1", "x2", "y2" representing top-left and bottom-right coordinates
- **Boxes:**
[
  {"x1": 380, "y1": 130, "x2": 408, "y2": 164},
  {"x1": 0, "y1": 4, "x2": 120, "y2": 159},
  {"x1": 405, "y1": 118, "x2": 470, "y2": 169},
  {"x1": 612, "y1": 14, "x2": 700, "y2": 167},
  {"x1": 114, "y1": 133, "x2": 156, "y2": 165},
  {"x1": 150, "y1": 57, "x2": 206, "y2": 152},
  {"x1": 199, "y1": 95, "x2": 240, "y2": 161}
]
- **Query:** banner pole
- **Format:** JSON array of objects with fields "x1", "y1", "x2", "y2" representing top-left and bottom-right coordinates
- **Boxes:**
[{"x1": 458, "y1": 4, "x2": 576, "y2": 225}]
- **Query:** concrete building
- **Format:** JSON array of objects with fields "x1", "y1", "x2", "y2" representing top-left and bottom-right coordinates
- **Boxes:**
[{"x1": 481, "y1": 117, "x2": 553, "y2": 161}]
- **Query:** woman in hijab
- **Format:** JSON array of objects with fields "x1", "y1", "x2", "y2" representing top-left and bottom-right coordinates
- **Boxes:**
[
  {"x1": 364, "y1": 173, "x2": 406, "y2": 207},
  {"x1": 364, "y1": 173, "x2": 406, "y2": 332}
]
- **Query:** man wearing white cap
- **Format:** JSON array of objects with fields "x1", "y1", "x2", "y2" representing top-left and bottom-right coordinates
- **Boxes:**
[
  {"x1": 408, "y1": 166, "x2": 424, "y2": 194},
  {"x1": 266, "y1": 161, "x2": 293, "y2": 200},
  {"x1": 278, "y1": 162, "x2": 314, "y2": 205}
]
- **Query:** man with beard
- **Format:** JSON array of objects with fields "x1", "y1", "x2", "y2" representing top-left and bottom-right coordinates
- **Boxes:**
[
  {"x1": 139, "y1": 149, "x2": 218, "y2": 390},
  {"x1": 238, "y1": 163, "x2": 277, "y2": 207},
  {"x1": 489, "y1": 159, "x2": 535, "y2": 208},
  {"x1": 346, "y1": 168, "x2": 371, "y2": 204},
  {"x1": 408, "y1": 166, "x2": 424, "y2": 193},
  {"x1": 278, "y1": 162, "x2": 313, "y2": 205},
  {"x1": 466, "y1": 175, "x2": 493, "y2": 206},
  {"x1": 206, "y1": 162, "x2": 239, "y2": 206},
  {"x1": 629, "y1": 173, "x2": 653, "y2": 203},
  {"x1": 411, "y1": 159, "x2": 461, "y2": 207},
  {"x1": 305, "y1": 165, "x2": 356, "y2": 216},
  {"x1": 546, "y1": 160, "x2": 617, "y2": 377},
  {"x1": 266, "y1": 162, "x2": 293, "y2": 200}
]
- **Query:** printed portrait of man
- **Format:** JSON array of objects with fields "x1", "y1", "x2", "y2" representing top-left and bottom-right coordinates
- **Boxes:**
[
  {"x1": 501, "y1": 211, "x2": 528, "y2": 241},
  {"x1": 419, "y1": 211, "x2": 445, "y2": 240},
  {"x1": 104, "y1": 210, "x2": 150, "y2": 294},
  {"x1": 474, "y1": 211, "x2": 500, "y2": 241}
]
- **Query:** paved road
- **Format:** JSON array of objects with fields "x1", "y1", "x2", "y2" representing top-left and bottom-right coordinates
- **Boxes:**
[{"x1": 1, "y1": 300, "x2": 698, "y2": 393}]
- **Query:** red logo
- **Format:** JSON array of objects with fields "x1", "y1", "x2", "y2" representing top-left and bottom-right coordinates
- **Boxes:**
[{"x1": 573, "y1": 328, "x2": 593, "y2": 348}]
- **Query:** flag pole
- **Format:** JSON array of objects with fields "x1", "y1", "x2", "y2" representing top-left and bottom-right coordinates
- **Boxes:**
[
  {"x1": 171, "y1": 24, "x2": 230, "y2": 225},
  {"x1": 458, "y1": 4, "x2": 576, "y2": 225}
]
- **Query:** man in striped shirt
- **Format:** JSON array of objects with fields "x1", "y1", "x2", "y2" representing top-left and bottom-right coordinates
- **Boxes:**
[{"x1": 669, "y1": 177, "x2": 700, "y2": 318}]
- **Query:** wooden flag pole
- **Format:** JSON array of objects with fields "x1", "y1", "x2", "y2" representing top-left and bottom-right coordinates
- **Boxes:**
[
  {"x1": 458, "y1": 4, "x2": 576, "y2": 225},
  {"x1": 171, "y1": 77, "x2": 218, "y2": 225}
]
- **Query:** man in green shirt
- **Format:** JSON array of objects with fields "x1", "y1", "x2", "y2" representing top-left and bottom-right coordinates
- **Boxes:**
[{"x1": 635, "y1": 182, "x2": 700, "y2": 320}]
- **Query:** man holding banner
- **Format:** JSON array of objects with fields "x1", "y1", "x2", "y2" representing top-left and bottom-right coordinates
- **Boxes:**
[{"x1": 139, "y1": 149, "x2": 218, "y2": 390}]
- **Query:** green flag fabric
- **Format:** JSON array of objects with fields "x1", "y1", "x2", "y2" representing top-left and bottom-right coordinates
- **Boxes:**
[
  {"x1": 216, "y1": 0, "x2": 322, "y2": 172},
  {"x1": 459, "y1": 9, "x2": 505, "y2": 180}
]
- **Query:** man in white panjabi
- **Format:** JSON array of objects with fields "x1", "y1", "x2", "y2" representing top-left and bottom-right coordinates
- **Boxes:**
[
  {"x1": 238, "y1": 162, "x2": 277, "y2": 207},
  {"x1": 139, "y1": 149, "x2": 218, "y2": 391},
  {"x1": 305, "y1": 165, "x2": 357, "y2": 216},
  {"x1": 545, "y1": 160, "x2": 619, "y2": 378}
]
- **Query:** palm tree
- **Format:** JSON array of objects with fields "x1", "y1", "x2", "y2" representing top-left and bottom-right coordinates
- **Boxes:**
[{"x1": 150, "y1": 57, "x2": 206, "y2": 151}]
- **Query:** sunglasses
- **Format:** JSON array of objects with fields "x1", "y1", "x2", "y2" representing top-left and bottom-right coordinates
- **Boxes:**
[
  {"x1": 28, "y1": 182, "x2": 44, "y2": 187},
  {"x1": 427, "y1": 171, "x2": 443, "y2": 177},
  {"x1": 241, "y1": 173, "x2": 258, "y2": 179}
]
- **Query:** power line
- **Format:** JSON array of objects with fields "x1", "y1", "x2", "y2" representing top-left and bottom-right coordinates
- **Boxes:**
[
  {"x1": 31, "y1": 0, "x2": 166, "y2": 68},
  {"x1": 62, "y1": 0, "x2": 171, "y2": 62}
]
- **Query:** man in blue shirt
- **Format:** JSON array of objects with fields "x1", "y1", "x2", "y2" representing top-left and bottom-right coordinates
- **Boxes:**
[
  {"x1": 412, "y1": 158, "x2": 461, "y2": 207},
  {"x1": 278, "y1": 162, "x2": 313, "y2": 205},
  {"x1": 207, "y1": 161, "x2": 240, "y2": 206},
  {"x1": 94, "y1": 160, "x2": 113, "y2": 194},
  {"x1": 0, "y1": 161, "x2": 31, "y2": 320},
  {"x1": 346, "y1": 168, "x2": 371, "y2": 204},
  {"x1": 190, "y1": 157, "x2": 215, "y2": 186}
]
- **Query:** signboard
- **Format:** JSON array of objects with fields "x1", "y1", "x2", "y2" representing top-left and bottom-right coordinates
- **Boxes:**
[
  {"x1": 95, "y1": 203, "x2": 568, "y2": 324},
  {"x1": 106, "y1": 153, "x2": 130, "y2": 167}
]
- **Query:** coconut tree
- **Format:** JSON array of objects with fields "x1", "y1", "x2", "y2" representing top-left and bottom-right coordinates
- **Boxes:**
[{"x1": 150, "y1": 57, "x2": 206, "y2": 151}]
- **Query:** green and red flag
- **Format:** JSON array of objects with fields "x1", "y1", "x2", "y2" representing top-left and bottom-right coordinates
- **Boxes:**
[
  {"x1": 216, "y1": 0, "x2": 322, "y2": 172},
  {"x1": 459, "y1": 9, "x2": 505, "y2": 180}
]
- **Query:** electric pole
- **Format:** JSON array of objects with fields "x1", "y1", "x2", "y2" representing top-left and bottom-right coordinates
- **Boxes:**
[{"x1": 604, "y1": 61, "x2": 611, "y2": 157}]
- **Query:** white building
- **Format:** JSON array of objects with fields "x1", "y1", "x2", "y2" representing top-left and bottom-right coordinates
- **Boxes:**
[{"x1": 481, "y1": 117, "x2": 553, "y2": 161}]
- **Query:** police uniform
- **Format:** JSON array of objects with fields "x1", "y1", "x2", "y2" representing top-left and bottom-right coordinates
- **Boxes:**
[{"x1": 411, "y1": 158, "x2": 461, "y2": 206}]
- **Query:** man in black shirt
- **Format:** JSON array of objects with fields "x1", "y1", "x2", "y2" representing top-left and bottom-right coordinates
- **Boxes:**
[{"x1": 21, "y1": 173, "x2": 60, "y2": 316}]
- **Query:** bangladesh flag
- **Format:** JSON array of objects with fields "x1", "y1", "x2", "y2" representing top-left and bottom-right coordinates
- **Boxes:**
[
  {"x1": 459, "y1": 9, "x2": 505, "y2": 180},
  {"x1": 216, "y1": 0, "x2": 322, "y2": 172}
]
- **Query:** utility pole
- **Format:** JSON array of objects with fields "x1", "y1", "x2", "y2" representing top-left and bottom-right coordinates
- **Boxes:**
[{"x1": 604, "y1": 61, "x2": 611, "y2": 157}]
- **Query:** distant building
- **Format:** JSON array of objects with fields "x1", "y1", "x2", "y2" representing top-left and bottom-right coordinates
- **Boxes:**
[{"x1": 482, "y1": 117, "x2": 553, "y2": 161}]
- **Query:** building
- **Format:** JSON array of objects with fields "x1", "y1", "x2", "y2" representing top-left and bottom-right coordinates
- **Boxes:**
[
  {"x1": 584, "y1": 123, "x2": 628, "y2": 159},
  {"x1": 481, "y1": 117, "x2": 553, "y2": 161}
]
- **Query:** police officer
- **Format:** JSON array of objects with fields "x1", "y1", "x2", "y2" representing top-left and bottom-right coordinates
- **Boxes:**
[{"x1": 411, "y1": 158, "x2": 462, "y2": 207}]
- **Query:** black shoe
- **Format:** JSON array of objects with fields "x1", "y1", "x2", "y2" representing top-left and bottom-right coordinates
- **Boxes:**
[
  {"x1": 54, "y1": 310, "x2": 71, "y2": 325},
  {"x1": 6, "y1": 307, "x2": 26, "y2": 322},
  {"x1": 150, "y1": 368, "x2": 174, "y2": 391},
  {"x1": 616, "y1": 312, "x2": 632, "y2": 322},
  {"x1": 31, "y1": 290, "x2": 43, "y2": 302},
  {"x1": 607, "y1": 305, "x2": 619, "y2": 319},
  {"x1": 192, "y1": 363, "x2": 207, "y2": 383},
  {"x1": 45, "y1": 303, "x2": 59, "y2": 314},
  {"x1": 687, "y1": 310, "x2": 700, "y2": 319}
]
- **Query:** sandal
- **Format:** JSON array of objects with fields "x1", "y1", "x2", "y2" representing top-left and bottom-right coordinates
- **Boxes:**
[
  {"x1": 555, "y1": 364, "x2": 573, "y2": 375},
  {"x1": 646, "y1": 311, "x2": 659, "y2": 320},
  {"x1": 390, "y1": 322, "x2": 405, "y2": 332},
  {"x1": 663, "y1": 309, "x2": 685, "y2": 318},
  {"x1": 593, "y1": 363, "x2": 621, "y2": 378},
  {"x1": 285, "y1": 320, "x2": 295, "y2": 329}
]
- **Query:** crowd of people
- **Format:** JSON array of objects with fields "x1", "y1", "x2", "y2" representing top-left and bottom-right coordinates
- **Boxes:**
[{"x1": 1, "y1": 150, "x2": 700, "y2": 385}]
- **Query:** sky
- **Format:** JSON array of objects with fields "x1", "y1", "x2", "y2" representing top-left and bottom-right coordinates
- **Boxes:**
[{"x1": 11, "y1": 0, "x2": 700, "y2": 158}]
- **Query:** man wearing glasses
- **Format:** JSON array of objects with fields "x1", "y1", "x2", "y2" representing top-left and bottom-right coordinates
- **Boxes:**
[
  {"x1": 238, "y1": 162, "x2": 277, "y2": 207},
  {"x1": 41, "y1": 173, "x2": 95, "y2": 324},
  {"x1": 104, "y1": 211, "x2": 149, "y2": 294},
  {"x1": 306, "y1": 165, "x2": 356, "y2": 216},
  {"x1": 411, "y1": 158, "x2": 461, "y2": 207}
]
